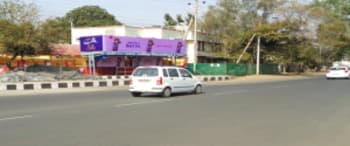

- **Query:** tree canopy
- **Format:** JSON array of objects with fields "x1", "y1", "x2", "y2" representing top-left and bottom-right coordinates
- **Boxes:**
[
  {"x1": 0, "y1": 1, "x2": 124, "y2": 69},
  {"x1": 64, "y1": 5, "x2": 122, "y2": 27},
  {"x1": 200, "y1": 0, "x2": 350, "y2": 69},
  {"x1": 164, "y1": 13, "x2": 193, "y2": 26},
  {"x1": 0, "y1": 0, "x2": 39, "y2": 24},
  {"x1": 0, "y1": 0, "x2": 49, "y2": 69},
  {"x1": 38, "y1": 17, "x2": 71, "y2": 44}
]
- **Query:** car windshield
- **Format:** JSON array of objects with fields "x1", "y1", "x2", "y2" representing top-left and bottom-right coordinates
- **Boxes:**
[{"x1": 132, "y1": 68, "x2": 158, "y2": 77}]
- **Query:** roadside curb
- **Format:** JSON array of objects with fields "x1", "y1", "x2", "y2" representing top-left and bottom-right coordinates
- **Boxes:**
[
  {"x1": 0, "y1": 73, "x2": 322, "y2": 92},
  {"x1": 0, "y1": 75, "x2": 231, "y2": 91}
]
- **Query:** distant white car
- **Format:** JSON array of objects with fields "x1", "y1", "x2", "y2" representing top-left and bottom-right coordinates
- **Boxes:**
[
  {"x1": 128, "y1": 66, "x2": 202, "y2": 97},
  {"x1": 326, "y1": 66, "x2": 350, "y2": 79}
]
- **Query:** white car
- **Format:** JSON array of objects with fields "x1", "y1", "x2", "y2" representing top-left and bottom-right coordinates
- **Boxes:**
[
  {"x1": 129, "y1": 66, "x2": 202, "y2": 97},
  {"x1": 326, "y1": 66, "x2": 350, "y2": 79}
]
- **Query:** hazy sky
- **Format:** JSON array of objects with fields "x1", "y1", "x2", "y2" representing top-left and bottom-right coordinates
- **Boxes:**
[{"x1": 25, "y1": 0, "x2": 217, "y2": 26}]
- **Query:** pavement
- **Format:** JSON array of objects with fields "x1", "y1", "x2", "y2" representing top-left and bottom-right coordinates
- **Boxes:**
[{"x1": 2, "y1": 73, "x2": 350, "y2": 146}]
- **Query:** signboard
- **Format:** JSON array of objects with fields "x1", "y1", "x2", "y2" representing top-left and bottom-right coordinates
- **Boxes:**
[
  {"x1": 104, "y1": 36, "x2": 186, "y2": 56},
  {"x1": 80, "y1": 36, "x2": 103, "y2": 52},
  {"x1": 80, "y1": 35, "x2": 186, "y2": 57}
]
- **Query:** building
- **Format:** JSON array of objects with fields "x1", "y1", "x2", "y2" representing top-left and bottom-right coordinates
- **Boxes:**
[{"x1": 71, "y1": 25, "x2": 228, "y2": 65}]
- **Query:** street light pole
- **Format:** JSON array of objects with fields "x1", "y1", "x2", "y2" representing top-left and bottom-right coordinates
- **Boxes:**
[
  {"x1": 189, "y1": 0, "x2": 205, "y2": 74},
  {"x1": 257, "y1": 36, "x2": 260, "y2": 75},
  {"x1": 193, "y1": 0, "x2": 198, "y2": 74},
  {"x1": 256, "y1": 10, "x2": 263, "y2": 75}
]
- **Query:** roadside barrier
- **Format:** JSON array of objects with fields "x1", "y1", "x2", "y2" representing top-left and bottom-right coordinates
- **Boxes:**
[{"x1": 0, "y1": 75, "x2": 230, "y2": 91}]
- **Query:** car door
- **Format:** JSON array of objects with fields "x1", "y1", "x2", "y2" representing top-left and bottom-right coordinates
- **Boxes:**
[
  {"x1": 167, "y1": 68, "x2": 182, "y2": 93},
  {"x1": 178, "y1": 68, "x2": 196, "y2": 92}
]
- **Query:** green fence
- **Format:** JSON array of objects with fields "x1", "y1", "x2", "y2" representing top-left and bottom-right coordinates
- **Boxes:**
[
  {"x1": 188, "y1": 63, "x2": 280, "y2": 75},
  {"x1": 188, "y1": 63, "x2": 227, "y2": 75},
  {"x1": 261, "y1": 64, "x2": 280, "y2": 74}
]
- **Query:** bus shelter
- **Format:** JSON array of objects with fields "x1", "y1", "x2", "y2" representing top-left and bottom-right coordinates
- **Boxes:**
[{"x1": 80, "y1": 35, "x2": 186, "y2": 75}]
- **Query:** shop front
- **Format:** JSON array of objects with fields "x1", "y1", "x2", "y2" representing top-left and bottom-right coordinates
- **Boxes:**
[{"x1": 80, "y1": 35, "x2": 186, "y2": 75}]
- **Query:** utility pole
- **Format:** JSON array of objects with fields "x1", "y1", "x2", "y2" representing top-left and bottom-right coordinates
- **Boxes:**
[
  {"x1": 193, "y1": 0, "x2": 198, "y2": 74},
  {"x1": 256, "y1": 10, "x2": 263, "y2": 75},
  {"x1": 257, "y1": 35, "x2": 261, "y2": 75},
  {"x1": 188, "y1": 0, "x2": 205, "y2": 74},
  {"x1": 236, "y1": 33, "x2": 256, "y2": 64}
]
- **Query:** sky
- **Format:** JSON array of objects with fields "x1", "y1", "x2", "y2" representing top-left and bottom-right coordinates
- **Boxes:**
[{"x1": 24, "y1": 0, "x2": 217, "y2": 26}]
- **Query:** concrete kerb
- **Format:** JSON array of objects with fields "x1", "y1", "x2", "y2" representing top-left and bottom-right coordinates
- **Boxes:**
[
  {"x1": 4, "y1": 73, "x2": 320, "y2": 91},
  {"x1": 0, "y1": 75, "x2": 230, "y2": 91},
  {"x1": 196, "y1": 75, "x2": 232, "y2": 82},
  {"x1": 0, "y1": 79, "x2": 127, "y2": 91}
]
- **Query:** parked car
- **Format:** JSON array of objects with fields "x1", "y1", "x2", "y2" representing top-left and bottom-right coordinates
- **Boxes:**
[
  {"x1": 128, "y1": 66, "x2": 202, "y2": 97},
  {"x1": 326, "y1": 66, "x2": 350, "y2": 79}
]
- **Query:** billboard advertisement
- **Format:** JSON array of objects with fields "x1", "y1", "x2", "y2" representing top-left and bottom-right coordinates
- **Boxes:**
[
  {"x1": 80, "y1": 36, "x2": 103, "y2": 52},
  {"x1": 80, "y1": 35, "x2": 186, "y2": 56}
]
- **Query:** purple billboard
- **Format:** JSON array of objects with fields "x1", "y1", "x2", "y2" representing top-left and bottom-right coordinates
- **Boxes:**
[
  {"x1": 80, "y1": 35, "x2": 186, "y2": 56},
  {"x1": 80, "y1": 36, "x2": 103, "y2": 52}
]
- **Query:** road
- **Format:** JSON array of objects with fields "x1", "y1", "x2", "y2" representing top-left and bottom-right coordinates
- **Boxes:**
[{"x1": 1, "y1": 76, "x2": 350, "y2": 146}]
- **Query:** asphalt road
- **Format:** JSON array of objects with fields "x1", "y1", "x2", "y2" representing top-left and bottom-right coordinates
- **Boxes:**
[{"x1": 1, "y1": 76, "x2": 350, "y2": 146}]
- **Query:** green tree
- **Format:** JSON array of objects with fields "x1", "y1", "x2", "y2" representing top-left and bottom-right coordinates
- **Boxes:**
[
  {"x1": 176, "y1": 14, "x2": 185, "y2": 25},
  {"x1": 0, "y1": 21, "x2": 49, "y2": 69},
  {"x1": 0, "y1": 0, "x2": 49, "y2": 69},
  {"x1": 39, "y1": 17, "x2": 71, "y2": 44},
  {"x1": 267, "y1": 2, "x2": 313, "y2": 65},
  {"x1": 201, "y1": 0, "x2": 259, "y2": 61},
  {"x1": 311, "y1": 0, "x2": 350, "y2": 64},
  {"x1": 0, "y1": 0, "x2": 39, "y2": 24},
  {"x1": 312, "y1": 0, "x2": 350, "y2": 17},
  {"x1": 201, "y1": 0, "x2": 330, "y2": 71},
  {"x1": 164, "y1": 13, "x2": 177, "y2": 26},
  {"x1": 64, "y1": 5, "x2": 122, "y2": 27},
  {"x1": 163, "y1": 13, "x2": 193, "y2": 26}
]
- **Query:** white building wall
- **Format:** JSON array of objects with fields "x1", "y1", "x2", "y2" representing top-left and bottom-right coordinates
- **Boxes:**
[
  {"x1": 71, "y1": 26, "x2": 125, "y2": 45},
  {"x1": 124, "y1": 26, "x2": 142, "y2": 37},
  {"x1": 162, "y1": 29, "x2": 184, "y2": 40},
  {"x1": 113, "y1": 26, "x2": 126, "y2": 36},
  {"x1": 141, "y1": 28, "x2": 162, "y2": 38}
]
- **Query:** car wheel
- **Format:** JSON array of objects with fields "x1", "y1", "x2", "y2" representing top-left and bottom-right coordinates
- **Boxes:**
[
  {"x1": 131, "y1": 92, "x2": 142, "y2": 97},
  {"x1": 162, "y1": 88, "x2": 172, "y2": 97},
  {"x1": 193, "y1": 85, "x2": 202, "y2": 94}
]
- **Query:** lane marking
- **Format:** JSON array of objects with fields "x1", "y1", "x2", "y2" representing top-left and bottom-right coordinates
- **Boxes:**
[
  {"x1": 115, "y1": 99, "x2": 174, "y2": 108},
  {"x1": 0, "y1": 115, "x2": 33, "y2": 122}
]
